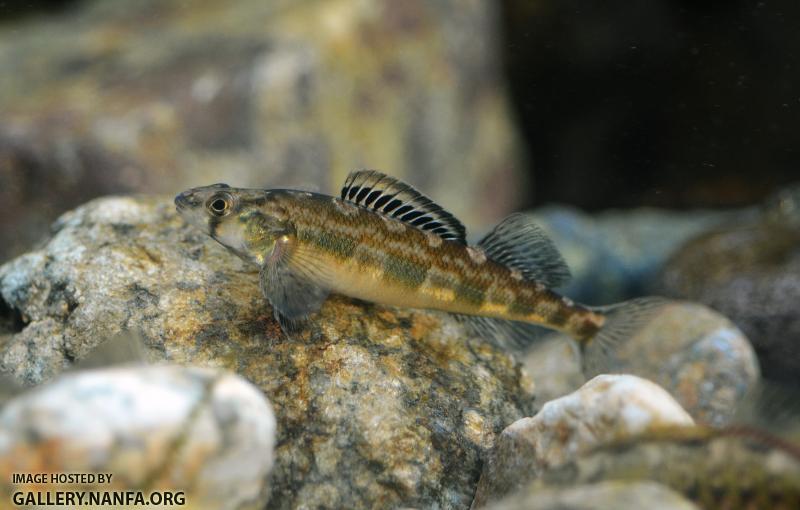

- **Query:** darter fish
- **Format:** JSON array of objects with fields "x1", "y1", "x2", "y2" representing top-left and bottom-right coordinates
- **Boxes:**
[{"x1": 175, "y1": 170, "x2": 661, "y2": 369}]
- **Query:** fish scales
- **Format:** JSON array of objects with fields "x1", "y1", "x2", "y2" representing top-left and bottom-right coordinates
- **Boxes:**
[{"x1": 247, "y1": 191, "x2": 600, "y2": 337}]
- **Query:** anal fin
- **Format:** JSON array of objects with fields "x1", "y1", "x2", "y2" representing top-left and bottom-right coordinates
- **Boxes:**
[{"x1": 456, "y1": 314, "x2": 550, "y2": 352}]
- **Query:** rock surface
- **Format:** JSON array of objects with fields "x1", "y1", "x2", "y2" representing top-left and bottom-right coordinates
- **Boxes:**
[
  {"x1": 0, "y1": 365, "x2": 276, "y2": 510},
  {"x1": 659, "y1": 186, "x2": 800, "y2": 384},
  {"x1": 537, "y1": 428, "x2": 800, "y2": 509},
  {"x1": 522, "y1": 302, "x2": 759, "y2": 427},
  {"x1": 486, "y1": 481, "x2": 699, "y2": 510},
  {"x1": 518, "y1": 335, "x2": 583, "y2": 405},
  {"x1": 0, "y1": 196, "x2": 534, "y2": 509},
  {"x1": 581, "y1": 302, "x2": 759, "y2": 426},
  {"x1": 0, "y1": 0, "x2": 524, "y2": 263},
  {"x1": 471, "y1": 375, "x2": 694, "y2": 508}
]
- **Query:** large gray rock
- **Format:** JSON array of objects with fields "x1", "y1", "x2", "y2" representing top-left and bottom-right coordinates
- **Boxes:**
[
  {"x1": 584, "y1": 302, "x2": 759, "y2": 426},
  {"x1": 0, "y1": 0, "x2": 525, "y2": 263},
  {"x1": 0, "y1": 365, "x2": 276, "y2": 510},
  {"x1": 659, "y1": 185, "x2": 800, "y2": 384},
  {"x1": 0, "y1": 196, "x2": 534, "y2": 509}
]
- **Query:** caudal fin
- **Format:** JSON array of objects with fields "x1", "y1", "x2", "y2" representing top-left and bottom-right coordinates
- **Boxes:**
[{"x1": 581, "y1": 297, "x2": 670, "y2": 377}]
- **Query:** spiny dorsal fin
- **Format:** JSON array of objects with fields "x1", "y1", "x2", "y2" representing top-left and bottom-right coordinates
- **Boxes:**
[
  {"x1": 341, "y1": 170, "x2": 467, "y2": 244},
  {"x1": 477, "y1": 213, "x2": 571, "y2": 287}
]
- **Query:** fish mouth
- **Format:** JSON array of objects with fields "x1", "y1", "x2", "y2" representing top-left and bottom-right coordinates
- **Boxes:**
[
  {"x1": 174, "y1": 191, "x2": 207, "y2": 231},
  {"x1": 174, "y1": 192, "x2": 191, "y2": 211}
]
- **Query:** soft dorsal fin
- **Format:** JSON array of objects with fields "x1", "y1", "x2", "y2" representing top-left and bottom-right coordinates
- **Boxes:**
[
  {"x1": 478, "y1": 213, "x2": 571, "y2": 288},
  {"x1": 341, "y1": 170, "x2": 467, "y2": 243}
]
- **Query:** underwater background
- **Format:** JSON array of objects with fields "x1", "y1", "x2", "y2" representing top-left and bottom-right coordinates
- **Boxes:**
[
  {"x1": 0, "y1": 1, "x2": 798, "y2": 509},
  {"x1": 1, "y1": 0, "x2": 797, "y2": 262}
]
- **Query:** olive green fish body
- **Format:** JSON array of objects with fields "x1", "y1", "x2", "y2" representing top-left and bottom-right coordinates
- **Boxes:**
[
  {"x1": 232, "y1": 190, "x2": 604, "y2": 340},
  {"x1": 176, "y1": 170, "x2": 657, "y2": 355}
]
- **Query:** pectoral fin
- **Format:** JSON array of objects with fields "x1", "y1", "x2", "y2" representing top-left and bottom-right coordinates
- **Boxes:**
[
  {"x1": 260, "y1": 263, "x2": 329, "y2": 322},
  {"x1": 259, "y1": 240, "x2": 330, "y2": 331}
]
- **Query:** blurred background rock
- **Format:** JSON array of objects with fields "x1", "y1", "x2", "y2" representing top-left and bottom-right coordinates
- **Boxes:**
[
  {"x1": 1, "y1": 0, "x2": 798, "y2": 264},
  {"x1": 0, "y1": 0, "x2": 525, "y2": 263},
  {"x1": 1, "y1": 0, "x2": 797, "y2": 358},
  {"x1": 2, "y1": 0, "x2": 798, "y2": 380}
]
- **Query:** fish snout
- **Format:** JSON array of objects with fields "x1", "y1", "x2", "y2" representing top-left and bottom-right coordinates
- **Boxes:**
[
  {"x1": 175, "y1": 183, "x2": 231, "y2": 211},
  {"x1": 174, "y1": 190, "x2": 199, "y2": 211}
]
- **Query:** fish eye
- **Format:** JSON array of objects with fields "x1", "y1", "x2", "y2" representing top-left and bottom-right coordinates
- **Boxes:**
[{"x1": 207, "y1": 194, "x2": 232, "y2": 216}]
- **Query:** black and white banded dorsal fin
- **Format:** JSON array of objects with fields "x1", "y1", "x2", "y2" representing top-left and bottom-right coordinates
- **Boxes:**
[
  {"x1": 478, "y1": 213, "x2": 571, "y2": 288},
  {"x1": 341, "y1": 170, "x2": 467, "y2": 244}
]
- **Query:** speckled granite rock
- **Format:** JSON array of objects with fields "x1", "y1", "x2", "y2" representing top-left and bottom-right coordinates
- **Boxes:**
[
  {"x1": 659, "y1": 186, "x2": 800, "y2": 384},
  {"x1": 536, "y1": 428, "x2": 800, "y2": 510},
  {"x1": 0, "y1": 196, "x2": 534, "y2": 509},
  {"x1": 485, "y1": 481, "x2": 699, "y2": 510},
  {"x1": 582, "y1": 302, "x2": 759, "y2": 426},
  {"x1": 0, "y1": 0, "x2": 524, "y2": 263},
  {"x1": 0, "y1": 365, "x2": 276, "y2": 510},
  {"x1": 528, "y1": 206, "x2": 731, "y2": 304},
  {"x1": 471, "y1": 375, "x2": 694, "y2": 508}
]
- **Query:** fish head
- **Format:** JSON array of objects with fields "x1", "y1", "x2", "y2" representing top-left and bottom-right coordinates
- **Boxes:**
[{"x1": 175, "y1": 183, "x2": 290, "y2": 266}]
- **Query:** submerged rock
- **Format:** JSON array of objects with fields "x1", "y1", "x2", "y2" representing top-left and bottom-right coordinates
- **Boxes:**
[
  {"x1": 583, "y1": 302, "x2": 759, "y2": 426},
  {"x1": 486, "y1": 481, "x2": 699, "y2": 510},
  {"x1": 536, "y1": 428, "x2": 800, "y2": 510},
  {"x1": 0, "y1": 365, "x2": 276, "y2": 510},
  {"x1": 0, "y1": 0, "x2": 524, "y2": 263},
  {"x1": 0, "y1": 196, "x2": 533, "y2": 509},
  {"x1": 659, "y1": 186, "x2": 800, "y2": 384},
  {"x1": 472, "y1": 375, "x2": 694, "y2": 508},
  {"x1": 522, "y1": 302, "x2": 759, "y2": 427},
  {"x1": 518, "y1": 334, "x2": 583, "y2": 405}
]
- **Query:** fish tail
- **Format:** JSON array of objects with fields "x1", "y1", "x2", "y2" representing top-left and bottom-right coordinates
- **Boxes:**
[{"x1": 579, "y1": 297, "x2": 670, "y2": 376}]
